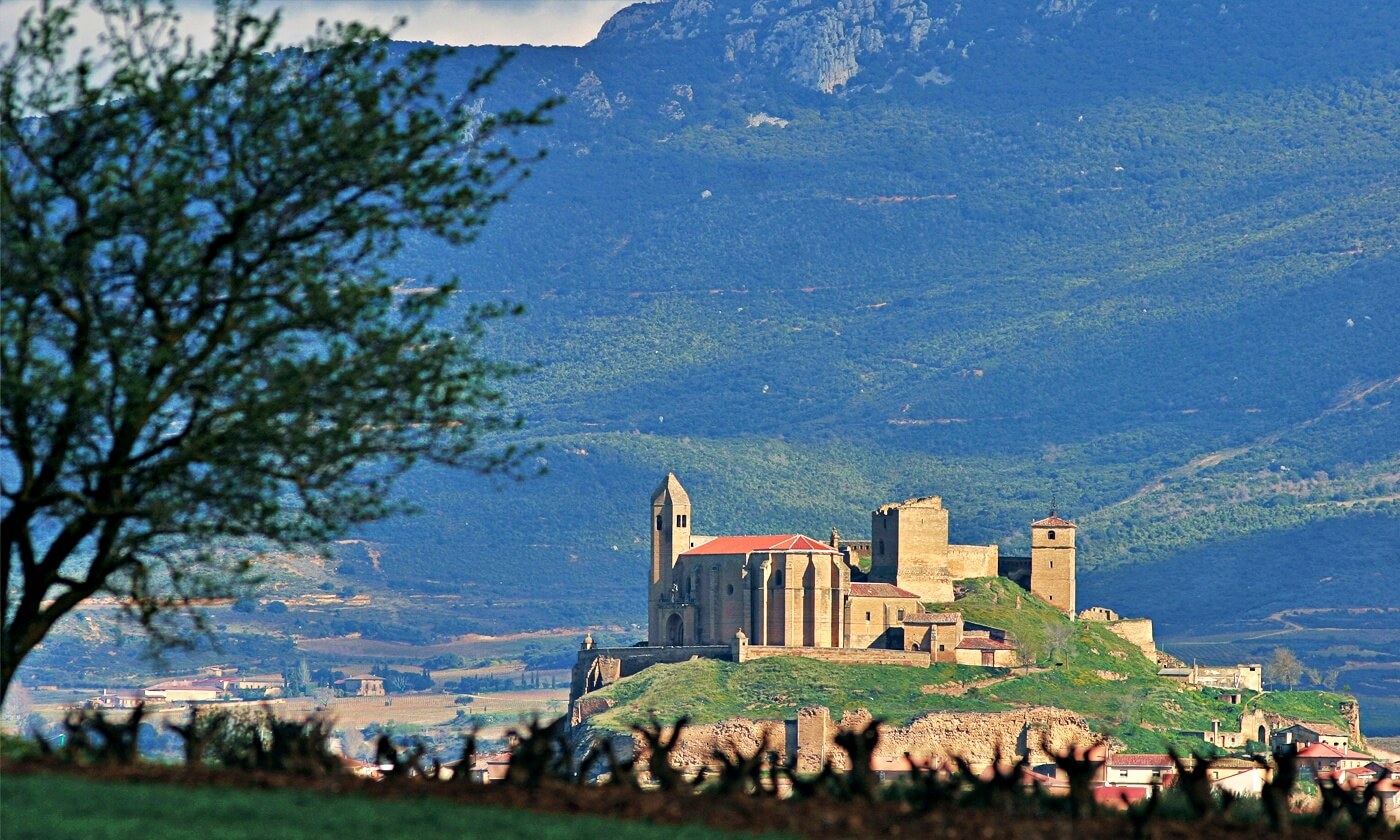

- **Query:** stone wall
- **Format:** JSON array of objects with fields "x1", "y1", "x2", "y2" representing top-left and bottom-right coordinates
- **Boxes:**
[
  {"x1": 945, "y1": 543, "x2": 1000, "y2": 579},
  {"x1": 1104, "y1": 618, "x2": 1156, "y2": 659},
  {"x1": 570, "y1": 644, "x2": 731, "y2": 708},
  {"x1": 740, "y1": 645, "x2": 931, "y2": 667},
  {"x1": 633, "y1": 705, "x2": 1097, "y2": 775}
]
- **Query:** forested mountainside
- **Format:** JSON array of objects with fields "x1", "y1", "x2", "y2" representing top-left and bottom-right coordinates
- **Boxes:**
[{"x1": 338, "y1": 1, "x2": 1398, "y2": 697}]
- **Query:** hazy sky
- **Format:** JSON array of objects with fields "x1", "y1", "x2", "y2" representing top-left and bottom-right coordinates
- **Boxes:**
[{"x1": 1, "y1": 0, "x2": 644, "y2": 50}]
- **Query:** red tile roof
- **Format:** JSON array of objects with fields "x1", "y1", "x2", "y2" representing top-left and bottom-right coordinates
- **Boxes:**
[
  {"x1": 957, "y1": 637, "x2": 1017, "y2": 651},
  {"x1": 848, "y1": 582, "x2": 921, "y2": 598},
  {"x1": 1033, "y1": 515, "x2": 1076, "y2": 528},
  {"x1": 1110, "y1": 754, "x2": 1174, "y2": 768},
  {"x1": 1297, "y1": 743, "x2": 1370, "y2": 760},
  {"x1": 679, "y1": 534, "x2": 837, "y2": 556}
]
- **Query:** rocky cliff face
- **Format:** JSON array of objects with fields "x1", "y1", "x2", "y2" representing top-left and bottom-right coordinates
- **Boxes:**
[
  {"x1": 590, "y1": 0, "x2": 1377, "y2": 97},
  {"x1": 598, "y1": 0, "x2": 959, "y2": 93}
]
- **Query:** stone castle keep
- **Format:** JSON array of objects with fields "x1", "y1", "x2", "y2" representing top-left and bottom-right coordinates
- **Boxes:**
[{"x1": 648, "y1": 473, "x2": 1077, "y2": 651}]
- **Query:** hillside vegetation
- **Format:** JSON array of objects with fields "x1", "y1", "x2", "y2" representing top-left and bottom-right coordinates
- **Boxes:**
[
  {"x1": 585, "y1": 580, "x2": 1353, "y2": 753},
  {"x1": 22, "y1": 0, "x2": 1399, "y2": 734},
  {"x1": 329, "y1": 0, "x2": 1398, "y2": 647}
]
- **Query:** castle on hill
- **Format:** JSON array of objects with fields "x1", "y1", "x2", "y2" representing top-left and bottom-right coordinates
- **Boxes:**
[
  {"x1": 649, "y1": 472, "x2": 1076, "y2": 655},
  {"x1": 569, "y1": 474, "x2": 1267, "y2": 731}
]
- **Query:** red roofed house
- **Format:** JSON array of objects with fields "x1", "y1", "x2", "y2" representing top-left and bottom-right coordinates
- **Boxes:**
[
  {"x1": 1295, "y1": 742, "x2": 1372, "y2": 779},
  {"x1": 954, "y1": 622, "x2": 1018, "y2": 667},
  {"x1": 1102, "y1": 753, "x2": 1175, "y2": 788}
]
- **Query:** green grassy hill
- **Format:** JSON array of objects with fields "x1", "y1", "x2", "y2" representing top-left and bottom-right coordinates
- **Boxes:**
[{"x1": 584, "y1": 580, "x2": 1354, "y2": 754}]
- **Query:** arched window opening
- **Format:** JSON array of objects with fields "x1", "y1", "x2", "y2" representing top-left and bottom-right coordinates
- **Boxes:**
[{"x1": 1047, "y1": 530, "x2": 1056, "y2": 540}]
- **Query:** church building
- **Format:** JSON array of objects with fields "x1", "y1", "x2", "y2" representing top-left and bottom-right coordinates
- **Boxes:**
[{"x1": 647, "y1": 473, "x2": 1076, "y2": 652}]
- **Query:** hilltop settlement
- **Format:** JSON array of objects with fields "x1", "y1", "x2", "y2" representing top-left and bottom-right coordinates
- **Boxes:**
[{"x1": 566, "y1": 474, "x2": 1396, "y2": 813}]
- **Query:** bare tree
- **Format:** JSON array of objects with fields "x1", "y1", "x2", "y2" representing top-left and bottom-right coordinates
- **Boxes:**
[{"x1": 1267, "y1": 648, "x2": 1304, "y2": 691}]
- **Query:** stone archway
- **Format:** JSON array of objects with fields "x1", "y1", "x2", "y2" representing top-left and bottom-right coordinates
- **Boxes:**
[{"x1": 666, "y1": 613, "x2": 684, "y2": 646}]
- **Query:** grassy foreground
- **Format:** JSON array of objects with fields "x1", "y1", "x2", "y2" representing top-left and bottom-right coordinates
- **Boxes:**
[{"x1": 0, "y1": 773, "x2": 783, "y2": 840}]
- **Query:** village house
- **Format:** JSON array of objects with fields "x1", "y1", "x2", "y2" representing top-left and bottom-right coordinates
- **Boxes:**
[
  {"x1": 1211, "y1": 765, "x2": 1268, "y2": 797},
  {"x1": 1156, "y1": 663, "x2": 1263, "y2": 693},
  {"x1": 1101, "y1": 753, "x2": 1175, "y2": 788},
  {"x1": 87, "y1": 689, "x2": 146, "y2": 709},
  {"x1": 144, "y1": 681, "x2": 224, "y2": 703},
  {"x1": 335, "y1": 674, "x2": 386, "y2": 696},
  {"x1": 1272, "y1": 721, "x2": 1350, "y2": 751},
  {"x1": 1294, "y1": 742, "x2": 1373, "y2": 779}
]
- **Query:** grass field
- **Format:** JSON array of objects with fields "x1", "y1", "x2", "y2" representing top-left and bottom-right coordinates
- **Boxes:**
[{"x1": 0, "y1": 773, "x2": 784, "y2": 840}]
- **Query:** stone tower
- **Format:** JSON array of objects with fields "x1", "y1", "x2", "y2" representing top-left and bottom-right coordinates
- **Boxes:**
[
  {"x1": 649, "y1": 473, "x2": 692, "y2": 645},
  {"x1": 869, "y1": 496, "x2": 954, "y2": 602},
  {"x1": 1030, "y1": 512, "x2": 1076, "y2": 614}
]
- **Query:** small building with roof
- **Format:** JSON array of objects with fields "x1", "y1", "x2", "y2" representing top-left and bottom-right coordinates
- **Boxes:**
[
  {"x1": 335, "y1": 674, "x2": 386, "y2": 697},
  {"x1": 1272, "y1": 721, "x2": 1349, "y2": 751},
  {"x1": 1294, "y1": 742, "x2": 1372, "y2": 778}
]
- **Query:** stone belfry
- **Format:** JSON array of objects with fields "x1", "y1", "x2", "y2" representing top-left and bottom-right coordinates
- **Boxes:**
[
  {"x1": 649, "y1": 473, "x2": 692, "y2": 645},
  {"x1": 1030, "y1": 510, "x2": 1076, "y2": 614}
]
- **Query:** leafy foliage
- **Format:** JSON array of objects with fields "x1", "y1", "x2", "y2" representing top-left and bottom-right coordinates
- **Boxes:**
[{"x1": 0, "y1": 0, "x2": 553, "y2": 698}]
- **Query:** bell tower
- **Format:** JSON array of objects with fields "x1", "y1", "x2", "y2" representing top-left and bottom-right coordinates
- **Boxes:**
[
  {"x1": 649, "y1": 473, "x2": 692, "y2": 645},
  {"x1": 1030, "y1": 511, "x2": 1076, "y2": 614}
]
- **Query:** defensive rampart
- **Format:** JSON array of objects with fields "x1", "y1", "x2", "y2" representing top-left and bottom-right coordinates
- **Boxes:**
[
  {"x1": 630, "y1": 705, "x2": 1096, "y2": 774},
  {"x1": 738, "y1": 645, "x2": 932, "y2": 667},
  {"x1": 570, "y1": 644, "x2": 731, "y2": 722}
]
